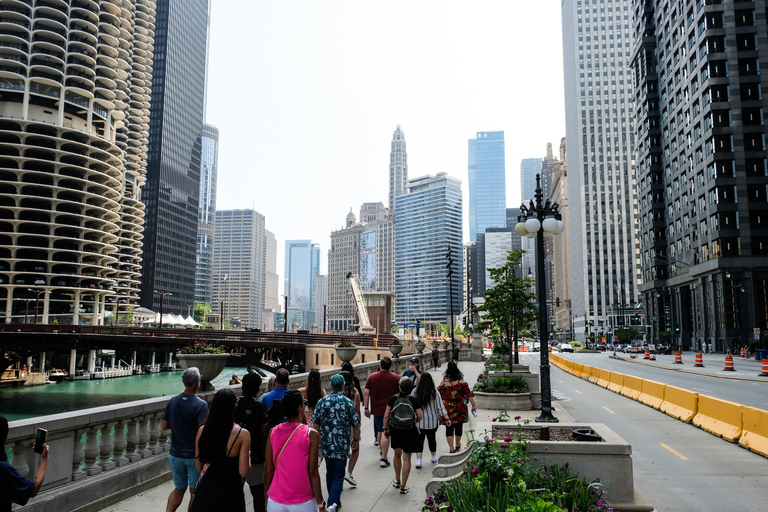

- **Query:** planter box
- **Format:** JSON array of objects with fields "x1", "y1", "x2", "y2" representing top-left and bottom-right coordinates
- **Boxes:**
[
  {"x1": 486, "y1": 369, "x2": 541, "y2": 409},
  {"x1": 474, "y1": 391, "x2": 533, "y2": 411},
  {"x1": 176, "y1": 353, "x2": 229, "y2": 392},
  {"x1": 335, "y1": 346, "x2": 358, "y2": 363}
]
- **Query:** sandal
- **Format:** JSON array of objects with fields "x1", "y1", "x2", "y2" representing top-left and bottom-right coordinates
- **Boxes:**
[
  {"x1": 400, "y1": 487, "x2": 410, "y2": 494},
  {"x1": 392, "y1": 479, "x2": 401, "y2": 488}
]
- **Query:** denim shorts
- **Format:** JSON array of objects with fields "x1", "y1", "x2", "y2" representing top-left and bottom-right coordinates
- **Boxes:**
[
  {"x1": 373, "y1": 415, "x2": 384, "y2": 433},
  {"x1": 169, "y1": 454, "x2": 200, "y2": 489}
]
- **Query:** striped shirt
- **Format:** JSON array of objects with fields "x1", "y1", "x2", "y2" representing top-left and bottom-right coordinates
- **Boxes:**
[{"x1": 411, "y1": 389, "x2": 447, "y2": 430}]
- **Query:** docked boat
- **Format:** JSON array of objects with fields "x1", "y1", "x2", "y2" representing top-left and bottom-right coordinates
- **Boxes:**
[
  {"x1": 72, "y1": 370, "x2": 92, "y2": 381},
  {"x1": 48, "y1": 369, "x2": 68, "y2": 382},
  {"x1": 145, "y1": 364, "x2": 160, "y2": 374}
]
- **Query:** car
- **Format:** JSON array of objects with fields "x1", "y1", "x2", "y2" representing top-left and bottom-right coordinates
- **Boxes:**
[
  {"x1": 34, "y1": 279, "x2": 45, "y2": 285},
  {"x1": 558, "y1": 343, "x2": 574, "y2": 353}
]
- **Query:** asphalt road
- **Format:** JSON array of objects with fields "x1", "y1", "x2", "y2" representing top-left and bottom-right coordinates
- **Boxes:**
[
  {"x1": 524, "y1": 353, "x2": 768, "y2": 512},
  {"x1": 552, "y1": 352, "x2": 768, "y2": 409}
]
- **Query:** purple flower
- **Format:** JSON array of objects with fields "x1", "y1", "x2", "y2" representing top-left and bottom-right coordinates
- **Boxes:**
[
  {"x1": 499, "y1": 443, "x2": 509, "y2": 449},
  {"x1": 534, "y1": 457, "x2": 539, "y2": 460},
  {"x1": 471, "y1": 467, "x2": 479, "y2": 474},
  {"x1": 514, "y1": 416, "x2": 522, "y2": 421},
  {"x1": 504, "y1": 437, "x2": 513, "y2": 442},
  {"x1": 492, "y1": 417, "x2": 497, "y2": 422},
  {"x1": 545, "y1": 447, "x2": 549, "y2": 450},
  {"x1": 487, "y1": 438, "x2": 496, "y2": 443}
]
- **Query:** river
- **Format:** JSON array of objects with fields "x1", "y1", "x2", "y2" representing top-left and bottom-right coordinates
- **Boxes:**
[{"x1": 0, "y1": 366, "x2": 267, "y2": 421}]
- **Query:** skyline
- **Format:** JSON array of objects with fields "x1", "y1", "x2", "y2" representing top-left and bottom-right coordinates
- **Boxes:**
[{"x1": 205, "y1": 0, "x2": 566, "y2": 276}]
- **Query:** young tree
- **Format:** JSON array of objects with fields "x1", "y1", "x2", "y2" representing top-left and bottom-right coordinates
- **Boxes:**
[
  {"x1": 194, "y1": 303, "x2": 211, "y2": 325},
  {"x1": 615, "y1": 327, "x2": 643, "y2": 344},
  {"x1": 476, "y1": 249, "x2": 538, "y2": 368}
]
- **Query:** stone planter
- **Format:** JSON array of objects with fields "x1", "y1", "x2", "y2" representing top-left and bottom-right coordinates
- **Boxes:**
[
  {"x1": 486, "y1": 369, "x2": 541, "y2": 409},
  {"x1": 415, "y1": 341, "x2": 426, "y2": 354},
  {"x1": 176, "y1": 353, "x2": 230, "y2": 392},
  {"x1": 335, "y1": 346, "x2": 358, "y2": 363},
  {"x1": 389, "y1": 343, "x2": 403, "y2": 357},
  {"x1": 473, "y1": 391, "x2": 533, "y2": 411}
]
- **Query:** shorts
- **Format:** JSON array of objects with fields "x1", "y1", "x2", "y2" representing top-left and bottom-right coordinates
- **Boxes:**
[
  {"x1": 373, "y1": 415, "x2": 385, "y2": 433},
  {"x1": 169, "y1": 454, "x2": 200, "y2": 490},
  {"x1": 267, "y1": 497, "x2": 319, "y2": 512}
]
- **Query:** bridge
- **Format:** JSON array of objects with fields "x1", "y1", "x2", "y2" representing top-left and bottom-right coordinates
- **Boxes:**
[{"x1": 0, "y1": 324, "x2": 398, "y2": 375}]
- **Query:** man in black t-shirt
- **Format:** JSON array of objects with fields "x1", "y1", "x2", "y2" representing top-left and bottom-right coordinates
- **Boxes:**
[{"x1": 235, "y1": 372, "x2": 269, "y2": 512}]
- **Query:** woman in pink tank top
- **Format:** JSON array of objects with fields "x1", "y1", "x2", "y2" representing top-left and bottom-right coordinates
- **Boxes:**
[{"x1": 264, "y1": 390, "x2": 326, "y2": 512}]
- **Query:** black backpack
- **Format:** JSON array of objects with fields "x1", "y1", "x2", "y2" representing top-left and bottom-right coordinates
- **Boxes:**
[
  {"x1": 235, "y1": 396, "x2": 268, "y2": 464},
  {"x1": 390, "y1": 396, "x2": 416, "y2": 430}
]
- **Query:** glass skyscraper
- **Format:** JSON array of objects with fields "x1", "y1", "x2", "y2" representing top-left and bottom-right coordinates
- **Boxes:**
[
  {"x1": 284, "y1": 240, "x2": 320, "y2": 330},
  {"x1": 195, "y1": 123, "x2": 219, "y2": 305},
  {"x1": 141, "y1": 0, "x2": 210, "y2": 314},
  {"x1": 468, "y1": 131, "x2": 506, "y2": 242},
  {"x1": 394, "y1": 173, "x2": 463, "y2": 325}
]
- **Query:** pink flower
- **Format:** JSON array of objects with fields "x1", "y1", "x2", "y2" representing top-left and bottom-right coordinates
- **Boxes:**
[
  {"x1": 534, "y1": 457, "x2": 539, "y2": 460},
  {"x1": 487, "y1": 438, "x2": 496, "y2": 443},
  {"x1": 514, "y1": 416, "x2": 522, "y2": 421},
  {"x1": 504, "y1": 437, "x2": 513, "y2": 442},
  {"x1": 499, "y1": 443, "x2": 509, "y2": 449},
  {"x1": 545, "y1": 447, "x2": 549, "y2": 450},
  {"x1": 471, "y1": 467, "x2": 479, "y2": 474},
  {"x1": 491, "y1": 418, "x2": 497, "y2": 422}
]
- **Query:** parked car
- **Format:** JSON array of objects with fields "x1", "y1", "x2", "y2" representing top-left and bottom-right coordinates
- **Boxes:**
[{"x1": 558, "y1": 342, "x2": 574, "y2": 353}]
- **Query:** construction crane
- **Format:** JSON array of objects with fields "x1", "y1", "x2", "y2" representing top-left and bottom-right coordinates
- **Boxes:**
[{"x1": 346, "y1": 272, "x2": 376, "y2": 335}]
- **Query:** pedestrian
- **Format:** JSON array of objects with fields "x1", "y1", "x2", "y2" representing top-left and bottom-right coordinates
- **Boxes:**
[
  {"x1": 340, "y1": 362, "x2": 363, "y2": 399},
  {"x1": 235, "y1": 373, "x2": 269, "y2": 512},
  {"x1": 431, "y1": 346, "x2": 440, "y2": 369},
  {"x1": 313, "y1": 374, "x2": 361, "y2": 512},
  {"x1": 1, "y1": 415, "x2": 50, "y2": 512},
  {"x1": 340, "y1": 371, "x2": 361, "y2": 487},
  {"x1": 437, "y1": 361, "x2": 476, "y2": 453},
  {"x1": 261, "y1": 368, "x2": 291, "y2": 408},
  {"x1": 299, "y1": 369, "x2": 327, "y2": 428},
  {"x1": 383, "y1": 377, "x2": 422, "y2": 495},
  {"x1": 162, "y1": 367, "x2": 208, "y2": 512},
  {"x1": 363, "y1": 357, "x2": 400, "y2": 467},
  {"x1": 264, "y1": 390, "x2": 327, "y2": 512},
  {"x1": 403, "y1": 356, "x2": 421, "y2": 386},
  {"x1": 708, "y1": 342, "x2": 713, "y2": 354},
  {"x1": 412, "y1": 372, "x2": 450, "y2": 467},
  {"x1": 191, "y1": 388, "x2": 251, "y2": 512}
]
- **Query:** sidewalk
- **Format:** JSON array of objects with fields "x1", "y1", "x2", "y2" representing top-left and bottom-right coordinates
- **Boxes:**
[{"x1": 99, "y1": 355, "x2": 571, "y2": 512}]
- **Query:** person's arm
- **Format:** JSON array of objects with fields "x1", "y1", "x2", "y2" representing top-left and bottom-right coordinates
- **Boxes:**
[
  {"x1": 363, "y1": 388, "x2": 371, "y2": 418},
  {"x1": 194, "y1": 426, "x2": 204, "y2": 472},
  {"x1": 382, "y1": 404, "x2": 392, "y2": 437},
  {"x1": 415, "y1": 407, "x2": 423, "y2": 423},
  {"x1": 263, "y1": 432, "x2": 275, "y2": 509},
  {"x1": 307, "y1": 430, "x2": 326, "y2": 510},
  {"x1": 463, "y1": 381, "x2": 477, "y2": 411},
  {"x1": 237, "y1": 429, "x2": 251, "y2": 478},
  {"x1": 161, "y1": 419, "x2": 170, "y2": 430},
  {"x1": 437, "y1": 395, "x2": 451, "y2": 426},
  {"x1": 29, "y1": 443, "x2": 49, "y2": 498}
]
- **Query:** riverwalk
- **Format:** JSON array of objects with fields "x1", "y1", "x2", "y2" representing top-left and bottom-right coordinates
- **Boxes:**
[{"x1": 97, "y1": 358, "x2": 575, "y2": 512}]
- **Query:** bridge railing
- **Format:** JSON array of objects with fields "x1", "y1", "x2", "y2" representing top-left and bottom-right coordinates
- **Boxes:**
[{"x1": 5, "y1": 350, "x2": 448, "y2": 512}]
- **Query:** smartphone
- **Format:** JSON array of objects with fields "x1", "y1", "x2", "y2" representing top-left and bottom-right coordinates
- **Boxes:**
[{"x1": 33, "y1": 428, "x2": 47, "y2": 454}]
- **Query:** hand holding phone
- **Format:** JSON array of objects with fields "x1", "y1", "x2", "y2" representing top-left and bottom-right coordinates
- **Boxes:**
[{"x1": 33, "y1": 428, "x2": 47, "y2": 454}]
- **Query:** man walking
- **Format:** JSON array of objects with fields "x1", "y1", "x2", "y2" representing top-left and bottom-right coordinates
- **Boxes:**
[
  {"x1": 403, "y1": 357, "x2": 421, "y2": 386},
  {"x1": 313, "y1": 374, "x2": 360, "y2": 512},
  {"x1": 162, "y1": 367, "x2": 208, "y2": 512},
  {"x1": 260, "y1": 368, "x2": 290, "y2": 408},
  {"x1": 431, "y1": 346, "x2": 440, "y2": 368},
  {"x1": 363, "y1": 356, "x2": 400, "y2": 468}
]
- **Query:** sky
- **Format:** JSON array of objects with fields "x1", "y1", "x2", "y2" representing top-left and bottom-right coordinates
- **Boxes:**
[{"x1": 205, "y1": 0, "x2": 566, "y2": 277}]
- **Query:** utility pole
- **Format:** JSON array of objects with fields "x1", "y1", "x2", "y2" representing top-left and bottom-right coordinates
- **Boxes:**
[
  {"x1": 154, "y1": 290, "x2": 172, "y2": 329},
  {"x1": 282, "y1": 295, "x2": 290, "y2": 333}
]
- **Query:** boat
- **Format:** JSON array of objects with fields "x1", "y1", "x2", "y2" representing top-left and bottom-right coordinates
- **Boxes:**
[
  {"x1": 48, "y1": 369, "x2": 68, "y2": 382},
  {"x1": 144, "y1": 364, "x2": 160, "y2": 374},
  {"x1": 72, "y1": 370, "x2": 92, "y2": 381}
]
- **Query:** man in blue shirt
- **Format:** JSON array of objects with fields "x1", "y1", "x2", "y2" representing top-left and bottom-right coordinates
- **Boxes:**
[
  {"x1": 162, "y1": 367, "x2": 208, "y2": 512},
  {"x1": 260, "y1": 368, "x2": 290, "y2": 408},
  {"x1": 313, "y1": 374, "x2": 360, "y2": 512}
]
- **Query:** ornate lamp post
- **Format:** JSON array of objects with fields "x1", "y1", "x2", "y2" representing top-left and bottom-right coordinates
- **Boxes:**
[
  {"x1": 515, "y1": 174, "x2": 565, "y2": 423},
  {"x1": 154, "y1": 290, "x2": 172, "y2": 329}
]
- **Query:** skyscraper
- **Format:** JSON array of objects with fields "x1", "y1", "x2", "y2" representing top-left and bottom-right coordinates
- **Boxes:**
[
  {"x1": 0, "y1": 1, "x2": 154, "y2": 325},
  {"x1": 632, "y1": 0, "x2": 768, "y2": 352},
  {"x1": 141, "y1": 0, "x2": 210, "y2": 314},
  {"x1": 394, "y1": 173, "x2": 463, "y2": 325},
  {"x1": 212, "y1": 209, "x2": 266, "y2": 329},
  {"x1": 263, "y1": 230, "x2": 280, "y2": 330},
  {"x1": 468, "y1": 131, "x2": 506, "y2": 242},
  {"x1": 195, "y1": 123, "x2": 219, "y2": 306},
  {"x1": 550, "y1": 139, "x2": 572, "y2": 340},
  {"x1": 562, "y1": 0, "x2": 640, "y2": 340},
  {"x1": 284, "y1": 240, "x2": 320, "y2": 330},
  {"x1": 328, "y1": 212, "x2": 361, "y2": 332},
  {"x1": 388, "y1": 125, "x2": 408, "y2": 212},
  {"x1": 519, "y1": 157, "x2": 542, "y2": 278}
]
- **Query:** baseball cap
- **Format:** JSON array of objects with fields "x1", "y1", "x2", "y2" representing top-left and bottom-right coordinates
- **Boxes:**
[
  {"x1": 330, "y1": 374, "x2": 345, "y2": 387},
  {"x1": 410, "y1": 357, "x2": 419, "y2": 363}
]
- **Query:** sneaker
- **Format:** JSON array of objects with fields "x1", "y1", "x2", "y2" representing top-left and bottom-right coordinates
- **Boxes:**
[
  {"x1": 415, "y1": 458, "x2": 422, "y2": 469},
  {"x1": 400, "y1": 487, "x2": 410, "y2": 494},
  {"x1": 327, "y1": 505, "x2": 337, "y2": 512},
  {"x1": 380, "y1": 458, "x2": 390, "y2": 468},
  {"x1": 392, "y1": 478, "x2": 401, "y2": 488},
  {"x1": 431, "y1": 455, "x2": 438, "y2": 463},
  {"x1": 344, "y1": 472, "x2": 357, "y2": 486},
  {"x1": 374, "y1": 439, "x2": 379, "y2": 446}
]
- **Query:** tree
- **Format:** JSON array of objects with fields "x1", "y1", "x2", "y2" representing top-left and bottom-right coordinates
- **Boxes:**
[
  {"x1": 194, "y1": 303, "x2": 211, "y2": 325},
  {"x1": 615, "y1": 327, "x2": 643, "y2": 344},
  {"x1": 476, "y1": 249, "x2": 538, "y2": 368}
]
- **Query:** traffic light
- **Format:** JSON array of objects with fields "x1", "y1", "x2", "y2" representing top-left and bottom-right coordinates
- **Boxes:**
[
  {"x1": 556, "y1": 297, "x2": 560, "y2": 307},
  {"x1": 462, "y1": 316, "x2": 467, "y2": 327},
  {"x1": 446, "y1": 248, "x2": 454, "y2": 278}
]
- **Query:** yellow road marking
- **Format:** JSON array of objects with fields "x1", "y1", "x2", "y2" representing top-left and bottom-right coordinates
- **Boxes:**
[
  {"x1": 660, "y1": 443, "x2": 688, "y2": 460},
  {"x1": 575, "y1": 390, "x2": 582, "y2": 394},
  {"x1": 603, "y1": 407, "x2": 615, "y2": 414}
]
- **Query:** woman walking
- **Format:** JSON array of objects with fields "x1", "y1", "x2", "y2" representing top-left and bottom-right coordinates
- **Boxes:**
[
  {"x1": 340, "y1": 370, "x2": 361, "y2": 486},
  {"x1": 191, "y1": 388, "x2": 252, "y2": 512},
  {"x1": 412, "y1": 372, "x2": 450, "y2": 467},
  {"x1": 299, "y1": 369, "x2": 327, "y2": 428},
  {"x1": 383, "y1": 377, "x2": 422, "y2": 495},
  {"x1": 264, "y1": 390, "x2": 327, "y2": 512},
  {"x1": 437, "y1": 361, "x2": 476, "y2": 453}
]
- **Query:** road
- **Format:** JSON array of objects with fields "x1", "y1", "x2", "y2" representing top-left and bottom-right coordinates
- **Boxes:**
[{"x1": 513, "y1": 353, "x2": 768, "y2": 512}]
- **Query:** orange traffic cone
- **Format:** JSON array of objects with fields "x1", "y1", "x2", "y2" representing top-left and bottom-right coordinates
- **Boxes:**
[
  {"x1": 723, "y1": 352, "x2": 736, "y2": 371},
  {"x1": 694, "y1": 351, "x2": 705, "y2": 367},
  {"x1": 740, "y1": 348, "x2": 746, "y2": 359},
  {"x1": 643, "y1": 349, "x2": 650, "y2": 359},
  {"x1": 649, "y1": 355, "x2": 657, "y2": 361},
  {"x1": 674, "y1": 350, "x2": 683, "y2": 364},
  {"x1": 760, "y1": 358, "x2": 768, "y2": 377}
]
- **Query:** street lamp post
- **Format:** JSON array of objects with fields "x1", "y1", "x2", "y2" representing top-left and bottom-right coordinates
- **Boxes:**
[
  {"x1": 515, "y1": 174, "x2": 565, "y2": 423},
  {"x1": 282, "y1": 295, "x2": 290, "y2": 333},
  {"x1": 154, "y1": 290, "x2": 172, "y2": 329},
  {"x1": 23, "y1": 298, "x2": 31, "y2": 324},
  {"x1": 27, "y1": 288, "x2": 46, "y2": 325}
]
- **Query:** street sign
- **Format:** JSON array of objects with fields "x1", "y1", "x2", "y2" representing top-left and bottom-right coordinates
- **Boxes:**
[
  {"x1": 754, "y1": 327, "x2": 761, "y2": 341},
  {"x1": 405, "y1": 323, "x2": 419, "y2": 328}
]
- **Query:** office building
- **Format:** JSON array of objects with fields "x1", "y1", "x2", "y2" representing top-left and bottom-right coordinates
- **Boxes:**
[
  {"x1": 520, "y1": 157, "x2": 542, "y2": 277},
  {"x1": 632, "y1": 0, "x2": 768, "y2": 351},
  {"x1": 212, "y1": 209, "x2": 266, "y2": 329},
  {"x1": 262, "y1": 230, "x2": 280, "y2": 330},
  {"x1": 313, "y1": 274, "x2": 327, "y2": 331},
  {"x1": 394, "y1": 173, "x2": 463, "y2": 325},
  {"x1": 468, "y1": 131, "x2": 506, "y2": 242},
  {"x1": 140, "y1": 0, "x2": 210, "y2": 314},
  {"x1": 0, "y1": 0, "x2": 155, "y2": 325},
  {"x1": 195, "y1": 123, "x2": 219, "y2": 306},
  {"x1": 550, "y1": 139, "x2": 572, "y2": 340},
  {"x1": 562, "y1": 0, "x2": 640, "y2": 341},
  {"x1": 389, "y1": 125, "x2": 408, "y2": 213},
  {"x1": 328, "y1": 211, "x2": 361, "y2": 332},
  {"x1": 284, "y1": 240, "x2": 320, "y2": 330}
]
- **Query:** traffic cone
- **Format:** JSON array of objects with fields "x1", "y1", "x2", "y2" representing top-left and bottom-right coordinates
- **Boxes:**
[
  {"x1": 694, "y1": 351, "x2": 705, "y2": 367},
  {"x1": 674, "y1": 350, "x2": 683, "y2": 364},
  {"x1": 740, "y1": 348, "x2": 746, "y2": 359},
  {"x1": 723, "y1": 352, "x2": 736, "y2": 371},
  {"x1": 643, "y1": 348, "x2": 650, "y2": 359},
  {"x1": 760, "y1": 358, "x2": 768, "y2": 377}
]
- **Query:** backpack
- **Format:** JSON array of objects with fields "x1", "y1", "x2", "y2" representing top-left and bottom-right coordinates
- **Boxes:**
[
  {"x1": 235, "y1": 396, "x2": 268, "y2": 464},
  {"x1": 390, "y1": 396, "x2": 416, "y2": 430}
]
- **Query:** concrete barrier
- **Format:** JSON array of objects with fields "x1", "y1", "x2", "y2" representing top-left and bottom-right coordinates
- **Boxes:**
[
  {"x1": 619, "y1": 374, "x2": 643, "y2": 401},
  {"x1": 660, "y1": 385, "x2": 699, "y2": 424},
  {"x1": 588, "y1": 365, "x2": 601, "y2": 384},
  {"x1": 638, "y1": 379, "x2": 665, "y2": 410},
  {"x1": 596, "y1": 368, "x2": 611, "y2": 388},
  {"x1": 692, "y1": 394, "x2": 742, "y2": 441},
  {"x1": 573, "y1": 362, "x2": 585, "y2": 379},
  {"x1": 739, "y1": 407, "x2": 768, "y2": 457},
  {"x1": 607, "y1": 371, "x2": 624, "y2": 394},
  {"x1": 579, "y1": 364, "x2": 593, "y2": 380}
]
